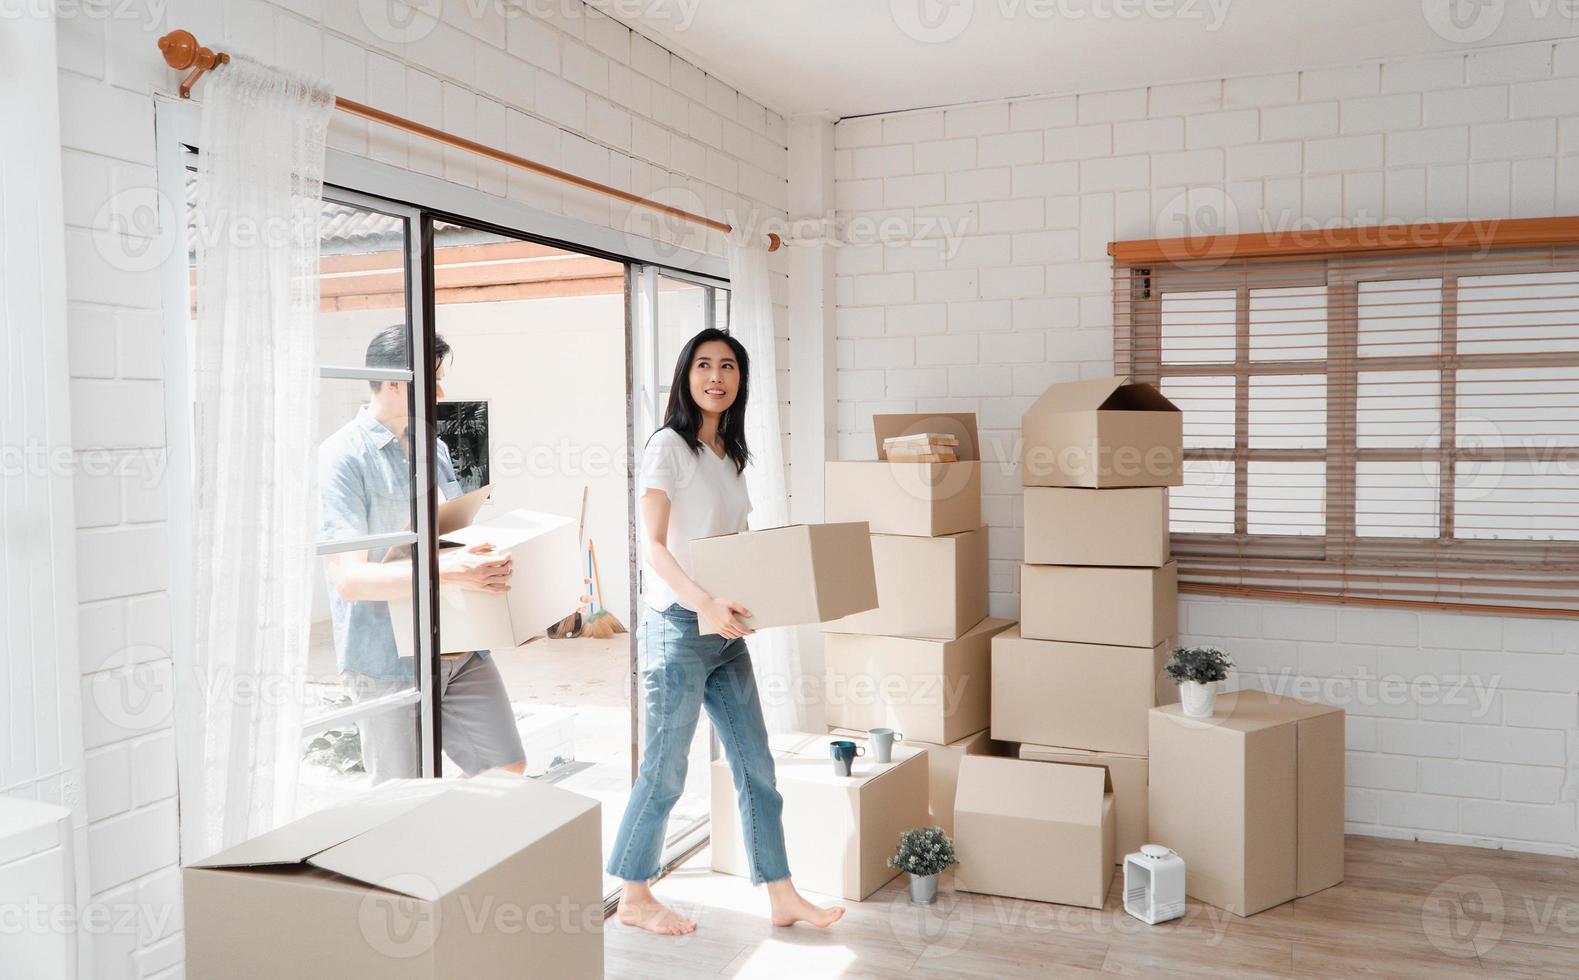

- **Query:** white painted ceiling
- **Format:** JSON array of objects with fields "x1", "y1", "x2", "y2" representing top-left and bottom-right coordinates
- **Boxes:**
[{"x1": 602, "y1": 0, "x2": 1579, "y2": 118}]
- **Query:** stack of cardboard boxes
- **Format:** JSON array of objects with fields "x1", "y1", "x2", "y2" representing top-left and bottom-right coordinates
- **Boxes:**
[
  {"x1": 954, "y1": 378, "x2": 1185, "y2": 909},
  {"x1": 822, "y1": 414, "x2": 1015, "y2": 838}
]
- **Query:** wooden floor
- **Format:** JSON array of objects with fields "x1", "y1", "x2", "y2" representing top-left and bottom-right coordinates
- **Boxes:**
[{"x1": 604, "y1": 836, "x2": 1579, "y2": 978}]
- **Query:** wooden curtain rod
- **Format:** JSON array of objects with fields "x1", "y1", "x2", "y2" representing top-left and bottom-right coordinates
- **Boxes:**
[{"x1": 156, "y1": 29, "x2": 782, "y2": 252}]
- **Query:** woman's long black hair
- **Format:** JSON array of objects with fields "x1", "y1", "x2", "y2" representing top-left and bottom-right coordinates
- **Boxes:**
[{"x1": 658, "y1": 327, "x2": 751, "y2": 474}]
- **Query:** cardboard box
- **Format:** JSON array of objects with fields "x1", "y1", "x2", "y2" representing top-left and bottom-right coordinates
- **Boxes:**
[
  {"x1": 1021, "y1": 377, "x2": 1183, "y2": 488},
  {"x1": 388, "y1": 508, "x2": 584, "y2": 657},
  {"x1": 1148, "y1": 690, "x2": 1346, "y2": 916},
  {"x1": 689, "y1": 522, "x2": 878, "y2": 636},
  {"x1": 991, "y1": 624, "x2": 1174, "y2": 756},
  {"x1": 1020, "y1": 562, "x2": 1178, "y2": 648},
  {"x1": 954, "y1": 757, "x2": 1115, "y2": 908},
  {"x1": 710, "y1": 733, "x2": 928, "y2": 901},
  {"x1": 184, "y1": 774, "x2": 603, "y2": 979},
  {"x1": 1019, "y1": 744, "x2": 1148, "y2": 865},
  {"x1": 1024, "y1": 487, "x2": 1169, "y2": 567},
  {"x1": 831, "y1": 728, "x2": 1004, "y2": 837},
  {"x1": 823, "y1": 528, "x2": 989, "y2": 640},
  {"x1": 825, "y1": 413, "x2": 982, "y2": 537},
  {"x1": 824, "y1": 618, "x2": 1016, "y2": 744}
]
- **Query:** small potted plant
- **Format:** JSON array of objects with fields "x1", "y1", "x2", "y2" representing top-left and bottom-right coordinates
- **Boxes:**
[
  {"x1": 888, "y1": 826, "x2": 957, "y2": 904},
  {"x1": 1165, "y1": 646, "x2": 1234, "y2": 718}
]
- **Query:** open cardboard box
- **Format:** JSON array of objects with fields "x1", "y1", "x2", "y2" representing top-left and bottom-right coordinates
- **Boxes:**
[
  {"x1": 1021, "y1": 377, "x2": 1183, "y2": 488},
  {"x1": 991, "y1": 624, "x2": 1176, "y2": 756},
  {"x1": 954, "y1": 756, "x2": 1115, "y2": 908},
  {"x1": 1020, "y1": 744, "x2": 1148, "y2": 865},
  {"x1": 710, "y1": 733, "x2": 928, "y2": 901},
  {"x1": 1148, "y1": 690, "x2": 1346, "y2": 916},
  {"x1": 824, "y1": 617, "x2": 1015, "y2": 744},
  {"x1": 822, "y1": 527, "x2": 989, "y2": 640},
  {"x1": 688, "y1": 522, "x2": 877, "y2": 636},
  {"x1": 825, "y1": 413, "x2": 982, "y2": 537},
  {"x1": 388, "y1": 508, "x2": 584, "y2": 657},
  {"x1": 836, "y1": 728, "x2": 1007, "y2": 836},
  {"x1": 183, "y1": 774, "x2": 603, "y2": 979},
  {"x1": 1020, "y1": 561, "x2": 1178, "y2": 648},
  {"x1": 1024, "y1": 486, "x2": 1170, "y2": 567}
]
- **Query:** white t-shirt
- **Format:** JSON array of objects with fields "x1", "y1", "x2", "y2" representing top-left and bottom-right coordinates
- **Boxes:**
[{"x1": 639, "y1": 427, "x2": 752, "y2": 613}]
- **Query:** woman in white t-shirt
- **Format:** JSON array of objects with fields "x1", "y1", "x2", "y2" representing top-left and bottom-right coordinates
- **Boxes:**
[{"x1": 607, "y1": 327, "x2": 844, "y2": 936}]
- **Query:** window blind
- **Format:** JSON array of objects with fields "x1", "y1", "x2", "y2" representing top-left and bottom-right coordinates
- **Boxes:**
[{"x1": 1112, "y1": 221, "x2": 1579, "y2": 617}]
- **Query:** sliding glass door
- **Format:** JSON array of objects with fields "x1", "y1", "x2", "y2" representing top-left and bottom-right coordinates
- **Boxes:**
[{"x1": 628, "y1": 265, "x2": 733, "y2": 872}]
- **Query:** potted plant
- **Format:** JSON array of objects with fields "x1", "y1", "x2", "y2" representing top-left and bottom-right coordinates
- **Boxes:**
[
  {"x1": 888, "y1": 826, "x2": 957, "y2": 904},
  {"x1": 1164, "y1": 646, "x2": 1234, "y2": 718}
]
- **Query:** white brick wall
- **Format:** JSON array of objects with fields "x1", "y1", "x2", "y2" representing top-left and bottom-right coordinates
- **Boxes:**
[
  {"x1": 833, "y1": 39, "x2": 1579, "y2": 856},
  {"x1": 53, "y1": 2, "x2": 788, "y2": 976}
]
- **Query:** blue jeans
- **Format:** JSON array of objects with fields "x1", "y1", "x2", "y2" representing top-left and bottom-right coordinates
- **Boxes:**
[{"x1": 607, "y1": 603, "x2": 790, "y2": 885}]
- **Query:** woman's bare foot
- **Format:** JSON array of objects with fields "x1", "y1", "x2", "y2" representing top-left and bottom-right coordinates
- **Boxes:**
[
  {"x1": 766, "y1": 879, "x2": 845, "y2": 928},
  {"x1": 615, "y1": 881, "x2": 696, "y2": 936}
]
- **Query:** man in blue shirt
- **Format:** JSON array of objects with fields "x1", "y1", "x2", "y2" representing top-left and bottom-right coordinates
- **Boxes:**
[{"x1": 318, "y1": 325, "x2": 526, "y2": 783}]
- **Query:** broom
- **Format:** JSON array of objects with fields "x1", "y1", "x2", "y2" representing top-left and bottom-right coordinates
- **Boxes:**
[{"x1": 582, "y1": 539, "x2": 626, "y2": 638}]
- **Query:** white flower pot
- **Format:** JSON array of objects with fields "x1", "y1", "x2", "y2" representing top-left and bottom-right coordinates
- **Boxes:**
[
  {"x1": 908, "y1": 871, "x2": 940, "y2": 904},
  {"x1": 1179, "y1": 680, "x2": 1218, "y2": 718}
]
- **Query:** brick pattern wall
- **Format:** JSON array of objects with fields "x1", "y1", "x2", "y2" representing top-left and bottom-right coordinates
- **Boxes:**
[
  {"x1": 53, "y1": 2, "x2": 788, "y2": 976},
  {"x1": 832, "y1": 40, "x2": 1579, "y2": 856}
]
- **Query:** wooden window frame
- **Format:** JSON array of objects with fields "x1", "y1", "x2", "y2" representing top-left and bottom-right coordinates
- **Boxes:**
[{"x1": 1112, "y1": 218, "x2": 1579, "y2": 617}]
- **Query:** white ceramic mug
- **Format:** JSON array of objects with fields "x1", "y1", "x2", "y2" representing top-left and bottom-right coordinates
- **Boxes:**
[{"x1": 868, "y1": 728, "x2": 903, "y2": 763}]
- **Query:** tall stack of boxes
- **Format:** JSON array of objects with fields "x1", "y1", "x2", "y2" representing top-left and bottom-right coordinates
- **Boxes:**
[
  {"x1": 822, "y1": 414, "x2": 1015, "y2": 836},
  {"x1": 955, "y1": 378, "x2": 1184, "y2": 909}
]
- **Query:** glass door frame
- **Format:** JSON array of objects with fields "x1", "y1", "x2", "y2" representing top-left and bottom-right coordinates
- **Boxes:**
[
  {"x1": 627, "y1": 263, "x2": 733, "y2": 873},
  {"x1": 156, "y1": 94, "x2": 733, "y2": 892}
]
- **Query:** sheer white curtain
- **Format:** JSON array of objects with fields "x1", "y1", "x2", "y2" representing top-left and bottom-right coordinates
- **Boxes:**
[
  {"x1": 179, "y1": 55, "x2": 334, "y2": 860},
  {"x1": 730, "y1": 240, "x2": 808, "y2": 733}
]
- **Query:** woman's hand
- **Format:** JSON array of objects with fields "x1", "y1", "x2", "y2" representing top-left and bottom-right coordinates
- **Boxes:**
[{"x1": 699, "y1": 596, "x2": 754, "y2": 639}]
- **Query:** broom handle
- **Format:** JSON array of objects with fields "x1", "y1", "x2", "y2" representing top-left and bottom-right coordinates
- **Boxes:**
[{"x1": 590, "y1": 539, "x2": 607, "y2": 612}]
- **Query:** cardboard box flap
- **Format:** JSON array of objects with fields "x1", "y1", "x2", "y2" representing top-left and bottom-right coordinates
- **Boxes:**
[
  {"x1": 1018, "y1": 744, "x2": 1146, "y2": 764},
  {"x1": 957, "y1": 757, "x2": 1111, "y2": 824},
  {"x1": 188, "y1": 779, "x2": 449, "y2": 870},
  {"x1": 308, "y1": 774, "x2": 598, "y2": 901},
  {"x1": 1026, "y1": 377, "x2": 1179, "y2": 415},
  {"x1": 444, "y1": 509, "x2": 576, "y2": 550},
  {"x1": 873, "y1": 413, "x2": 980, "y2": 461}
]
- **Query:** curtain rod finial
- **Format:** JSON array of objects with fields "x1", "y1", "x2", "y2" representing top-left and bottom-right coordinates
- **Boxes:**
[{"x1": 159, "y1": 28, "x2": 227, "y2": 98}]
